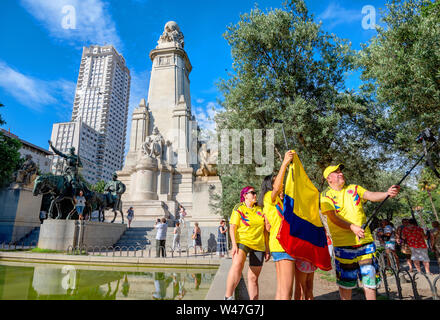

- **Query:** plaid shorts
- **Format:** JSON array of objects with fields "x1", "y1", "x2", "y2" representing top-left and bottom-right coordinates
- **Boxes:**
[{"x1": 334, "y1": 242, "x2": 381, "y2": 289}]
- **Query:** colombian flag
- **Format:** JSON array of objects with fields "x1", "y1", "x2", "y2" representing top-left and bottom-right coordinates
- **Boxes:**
[{"x1": 277, "y1": 152, "x2": 332, "y2": 271}]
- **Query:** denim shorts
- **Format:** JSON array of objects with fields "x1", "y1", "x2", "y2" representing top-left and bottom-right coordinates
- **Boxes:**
[
  {"x1": 76, "y1": 206, "x2": 85, "y2": 215},
  {"x1": 271, "y1": 251, "x2": 295, "y2": 262}
]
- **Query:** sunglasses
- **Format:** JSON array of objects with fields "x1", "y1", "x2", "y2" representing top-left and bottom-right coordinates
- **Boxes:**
[{"x1": 246, "y1": 191, "x2": 257, "y2": 195}]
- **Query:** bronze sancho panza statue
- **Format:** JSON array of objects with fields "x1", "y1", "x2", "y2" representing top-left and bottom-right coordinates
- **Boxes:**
[
  {"x1": 104, "y1": 172, "x2": 126, "y2": 223},
  {"x1": 48, "y1": 140, "x2": 83, "y2": 196}
]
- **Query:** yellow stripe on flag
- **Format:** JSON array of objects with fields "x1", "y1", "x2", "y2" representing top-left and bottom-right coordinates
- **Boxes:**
[{"x1": 285, "y1": 152, "x2": 322, "y2": 228}]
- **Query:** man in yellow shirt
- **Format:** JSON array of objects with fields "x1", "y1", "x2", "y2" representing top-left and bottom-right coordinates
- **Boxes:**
[{"x1": 320, "y1": 164, "x2": 400, "y2": 300}]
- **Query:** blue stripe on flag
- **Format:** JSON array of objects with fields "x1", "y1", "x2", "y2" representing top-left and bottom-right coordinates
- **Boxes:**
[{"x1": 283, "y1": 194, "x2": 327, "y2": 248}]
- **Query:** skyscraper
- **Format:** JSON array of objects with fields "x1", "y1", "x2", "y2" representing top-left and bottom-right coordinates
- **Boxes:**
[{"x1": 50, "y1": 45, "x2": 131, "y2": 184}]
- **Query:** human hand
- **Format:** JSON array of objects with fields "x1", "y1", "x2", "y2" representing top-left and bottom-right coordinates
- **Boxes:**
[
  {"x1": 350, "y1": 224, "x2": 365, "y2": 240},
  {"x1": 387, "y1": 185, "x2": 400, "y2": 198},
  {"x1": 283, "y1": 150, "x2": 295, "y2": 165},
  {"x1": 264, "y1": 250, "x2": 271, "y2": 262},
  {"x1": 231, "y1": 244, "x2": 239, "y2": 258}
]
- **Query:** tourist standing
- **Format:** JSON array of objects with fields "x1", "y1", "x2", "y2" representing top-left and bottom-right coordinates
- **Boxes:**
[
  {"x1": 173, "y1": 221, "x2": 181, "y2": 252},
  {"x1": 259, "y1": 150, "x2": 296, "y2": 300},
  {"x1": 294, "y1": 259, "x2": 317, "y2": 300},
  {"x1": 224, "y1": 186, "x2": 270, "y2": 300},
  {"x1": 74, "y1": 190, "x2": 86, "y2": 221},
  {"x1": 430, "y1": 221, "x2": 440, "y2": 266},
  {"x1": 192, "y1": 222, "x2": 202, "y2": 253},
  {"x1": 126, "y1": 207, "x2": 134, "y2": 228},
  {"x1": 402, "y1": 218, "x2": 432, "y2": 275},
  {"x1": 217, "y1": 219, "x2": 228, "y2": 257},
  {"x1": 179, "y1": 205, "x2": 186, "y2": 227},
  {"x1": 155, "y1": 218, "x2": 168, "y2": 258},
  {"x1": 397, "y1": 219, "x2": 414, "y2": 272},
  {"x1": 39, "y1": 210, "x2": 47, "y2": 224},
  {"x1": 320, "y1": 164, "x2": 400, "y2": 300},
  {"x1": 375, "y1": 220, "x2": 386, "y2": 248},
  {"x1": 383, "y1": 219, "x2": 400, "y2": 269}
]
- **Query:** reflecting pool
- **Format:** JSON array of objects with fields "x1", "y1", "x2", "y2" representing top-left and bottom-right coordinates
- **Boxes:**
[{"x1": 0, "y1": 261, "x2": 217, "y2": 300}]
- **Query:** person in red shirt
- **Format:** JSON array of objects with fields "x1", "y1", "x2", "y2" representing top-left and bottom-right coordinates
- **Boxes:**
[{"x1": 402, "y1": 219, "x2": 432, "y2": 275}]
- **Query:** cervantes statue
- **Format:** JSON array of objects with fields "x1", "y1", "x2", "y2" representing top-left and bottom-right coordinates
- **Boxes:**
[{"x1": 141, "y1": 127, "x2": 165, "y2": 160}]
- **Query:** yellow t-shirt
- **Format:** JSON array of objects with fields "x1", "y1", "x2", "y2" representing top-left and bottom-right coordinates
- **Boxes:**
[
  {"x1": 320, "y1": 184, "x2": 374, "y2": 247},
  {"x1": 229, "y1": 202, "x2": 266, "y2": 252},
  {"x1": 262, "y1": 191, "x2": 284, "y2": 253}
]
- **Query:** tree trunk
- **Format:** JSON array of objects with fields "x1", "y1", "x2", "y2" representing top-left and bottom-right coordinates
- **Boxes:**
[{"x1": 427, "y1": 190, "x2": 440, "y2": 223}]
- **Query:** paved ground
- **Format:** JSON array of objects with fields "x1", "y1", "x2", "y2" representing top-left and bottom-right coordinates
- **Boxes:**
[{"x1": 240, "y1": 259, "x2": 440, "y2": 300}]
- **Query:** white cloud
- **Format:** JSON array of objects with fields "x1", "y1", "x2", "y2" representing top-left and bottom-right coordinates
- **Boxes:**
[
  {"x1": 317, "y1": 3, "x2": 363, "y2": 29},
  {"x1": 0, "y1": 61, "x2": 75, "y2": 112},
  {"x1": 194, "y1": 101, "x2": 223, "y2": 134},
  {"x1": 20, "y1": 0, "x2": 122, "y2": 50}
]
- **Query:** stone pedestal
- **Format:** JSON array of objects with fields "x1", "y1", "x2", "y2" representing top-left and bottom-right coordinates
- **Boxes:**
[
  {"x1": 192, "y1": 176, "x2": 223, "y2": 227},
  {"x1": 38, "y1": 220, "x2": 126, "y2": 251},
  {"x1": 0, "y1": 185, "x2": 42, "y2": 243},
  {"x1": 133, "y1": 156, "x2": 158, "y2": 201}
]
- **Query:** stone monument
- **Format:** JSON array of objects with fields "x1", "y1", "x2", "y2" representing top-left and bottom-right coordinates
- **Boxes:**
[
  {"x1": 118, "y1": 21, "x2": 222, "y2": 240},
  {"x1": 0, "y1": 155, "x2": 41, "y2": 243}
]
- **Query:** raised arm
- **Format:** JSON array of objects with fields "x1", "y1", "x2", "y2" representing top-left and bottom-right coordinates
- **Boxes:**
[
  {"x1": 271, "y1": 150, "x2": 295, "y2": 203},
  {"x1": 363, "y1": 185, "x2": 400, "y2": 202},
  {"x1": 48, "y1": 140, "x2": 66, "y2": 158}
]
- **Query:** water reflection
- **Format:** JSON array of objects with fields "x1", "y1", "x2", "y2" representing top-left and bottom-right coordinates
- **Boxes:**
[{"x1": 0, "y1": 262, "x2": 216, "y2": 300}]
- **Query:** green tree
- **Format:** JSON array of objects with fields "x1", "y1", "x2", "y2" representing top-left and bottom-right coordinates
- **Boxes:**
[
  {"x1": 215, "y1": 0, "x2": 389, "y2": 218},
  {"x1": 416, "y1": 168, "x2": 440, "y2": 222},
  {"x1": 0, "y1": 103, "x2": 22, "y2": 187},
  {"x1": 358, "y1": 0, "x2": 440, "y2": 159},
  {"x1": 91, "y1": 180, "x2": 106, "y2": 193}
]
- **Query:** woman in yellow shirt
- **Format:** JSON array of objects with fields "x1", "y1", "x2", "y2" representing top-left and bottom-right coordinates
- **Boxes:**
[
  {"x1": 259, "y1": 150, "x2": 296, "y2": 300},
  {"x1": 224, "y1": 186, "x2": 270, "y2": 300}
]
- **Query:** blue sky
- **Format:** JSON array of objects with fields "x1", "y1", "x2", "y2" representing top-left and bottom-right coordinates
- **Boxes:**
[{"x1": 0, "y1": 0, "x2": 387, "y2": 154}]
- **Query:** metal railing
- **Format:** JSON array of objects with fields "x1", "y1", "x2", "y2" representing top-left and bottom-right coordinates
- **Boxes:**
[
  {"x1": 0, "y1": 240, "x2": 38, "y2": 250},
  {"x1": 377, "y1": 251, "x2": 440, "y2": 300},
  {"x1": 64, "y1": 244, "x2": 228, "y2": 259}
]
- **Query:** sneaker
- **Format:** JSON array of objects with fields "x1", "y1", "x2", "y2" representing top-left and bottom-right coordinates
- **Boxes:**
[{"x1": 224, "y1": 296, "x2": 234, "y2": 300}]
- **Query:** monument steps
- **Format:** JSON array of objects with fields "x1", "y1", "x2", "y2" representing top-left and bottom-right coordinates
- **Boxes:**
[
  {"x1": 113, "y1": 227, "x2": 153, "y2": 248},
  {"x1": 14, "y1": 226, "x2": 40, "y2": 246}
]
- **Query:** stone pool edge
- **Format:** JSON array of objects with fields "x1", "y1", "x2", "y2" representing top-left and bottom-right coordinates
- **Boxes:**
[{"x1": 0, "y1": 251, "x2": 243, "y2": 300}]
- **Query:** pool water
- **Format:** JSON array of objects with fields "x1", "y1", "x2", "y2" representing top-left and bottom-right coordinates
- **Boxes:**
[{"x1": 0, "y1": 261, "x2": 217, "y2": 300}]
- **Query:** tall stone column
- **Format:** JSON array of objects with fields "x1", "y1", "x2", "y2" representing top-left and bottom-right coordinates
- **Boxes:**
[
  {"x1": 147, "y1": 21, "x2": 193, "y2": 167},
  {"x1": 119, "y1": 99, "x2": 150, "y2": 202},
  {"x1": 132, "y1": 157, "x2": 158, "y2": 201}
]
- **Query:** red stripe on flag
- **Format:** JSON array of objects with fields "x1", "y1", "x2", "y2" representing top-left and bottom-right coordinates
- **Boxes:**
[{"x1": 277, "y1": 218, "x2": 332, "y2": 271}]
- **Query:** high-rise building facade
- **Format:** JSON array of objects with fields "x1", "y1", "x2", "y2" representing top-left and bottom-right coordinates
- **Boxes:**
[
  {"x1": 50, "y1": 45, "x2": 131, "y2": 184},
  {"x1": 50, "y1": 120, "x2": 100, "y2": 184}
]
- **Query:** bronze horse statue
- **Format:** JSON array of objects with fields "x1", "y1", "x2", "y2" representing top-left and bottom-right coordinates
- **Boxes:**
[
  {"x1": 33, "y1": 175, "x2": 75, "y2": 219},
  {"x1": 93, "y1": 192, "x2": 125, "y2": 223},
  {"x1": 33, "y1": 174, "x2": 125, "y2": 223}
]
